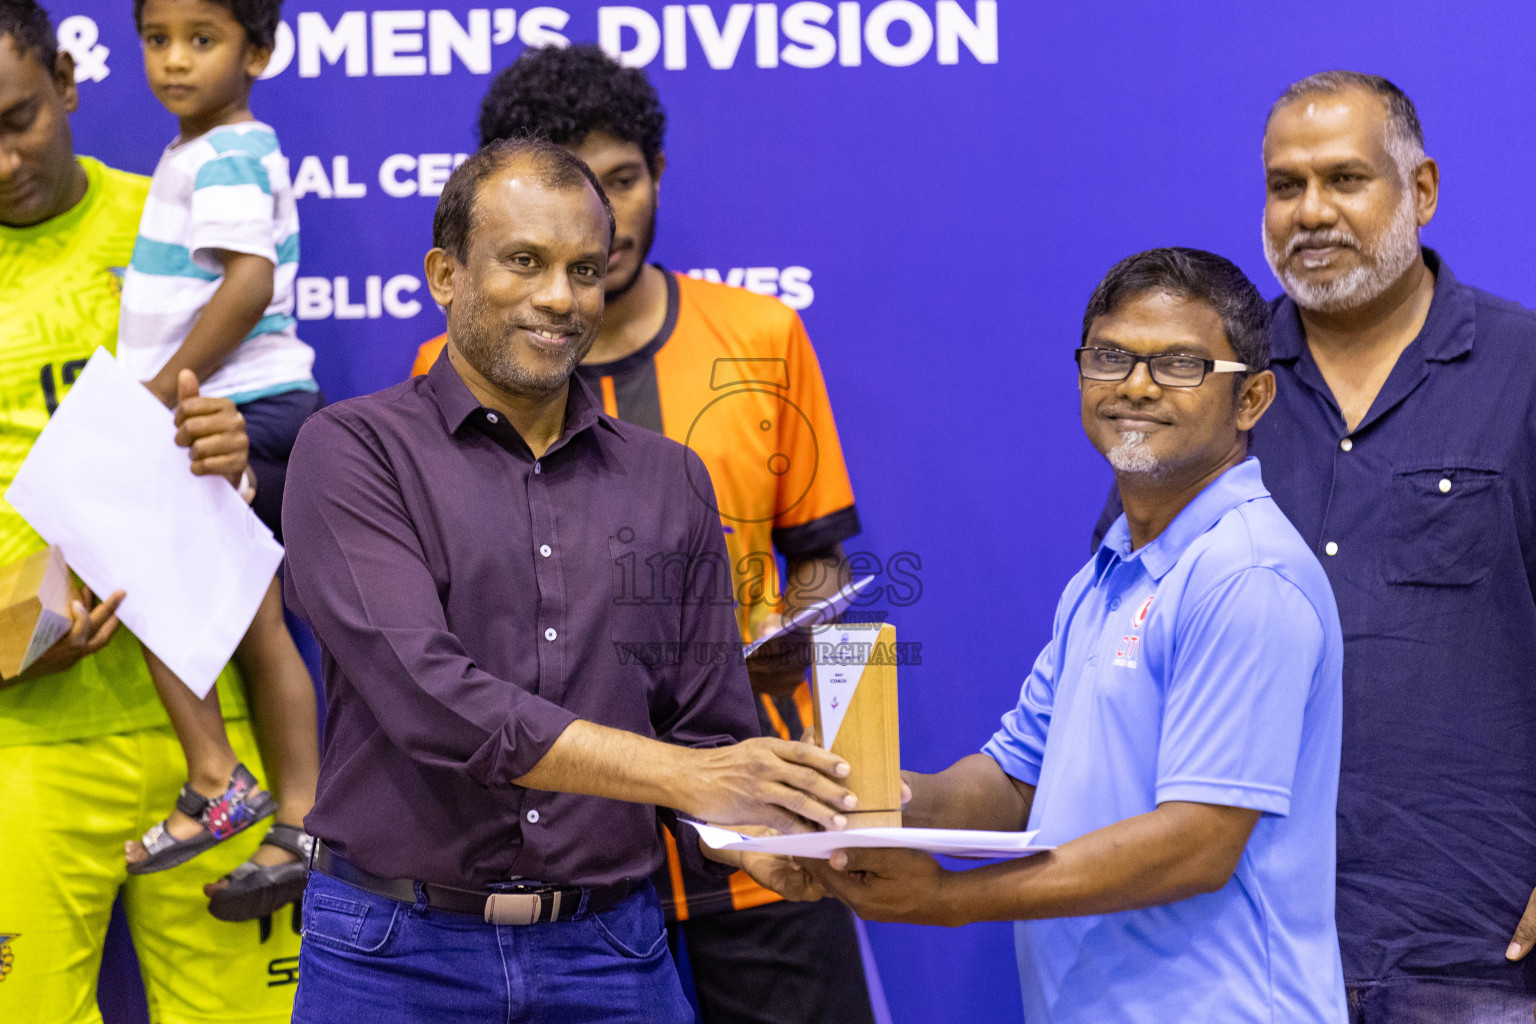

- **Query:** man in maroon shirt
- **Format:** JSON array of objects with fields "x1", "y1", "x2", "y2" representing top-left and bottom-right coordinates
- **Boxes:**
[{"x1": 283, "y1": 139, "x2": 854, "y2": 1023}]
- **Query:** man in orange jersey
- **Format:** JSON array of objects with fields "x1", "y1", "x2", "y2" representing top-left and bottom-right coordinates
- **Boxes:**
[{"x1": 410, "y1": 44, "x2": 874, "y2": 1024}]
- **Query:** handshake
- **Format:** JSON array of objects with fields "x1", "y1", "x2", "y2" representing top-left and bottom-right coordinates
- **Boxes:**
[
  {"x1": 662, "y1": 735, "x2": 909, "y2": 906},
  {"x1": 522, "y1": 619, "x2": 907, "y2": 909},
  {"x1": 517, "y1": 722, "x2": 873, "y2": 905},
  {"x1": 666, "y1": 616, "x2": 905, "y2": 904}
]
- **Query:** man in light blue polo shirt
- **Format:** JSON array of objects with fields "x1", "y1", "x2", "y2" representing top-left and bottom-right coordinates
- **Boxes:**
[{"x1": 808, "y1": 248, "x2": 1347, "y2": 1023}]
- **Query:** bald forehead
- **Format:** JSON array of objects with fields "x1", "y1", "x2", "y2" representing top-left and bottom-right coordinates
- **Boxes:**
[
  {"x1": 1262, "y1": 87, "x2": 1402, "y2": 174},
  {"x1": 491, "y1": 158, "x2": 577, "y2": 195},
  {"x1": 498, "y1": 150, "x2": 589, "y2": 191},
  {"x1": 1272, "y1": 85, "x2": 1391, "y2": 123},
  {"x1": 466, "y1": 162, "x2": 610, "y2": 256},
  {"x1": 1265, "y1": 87, "x2": 1391, "y2": 147},
  {"x1": 481, "y1": 152, "x2": 609, "y2": 225}
]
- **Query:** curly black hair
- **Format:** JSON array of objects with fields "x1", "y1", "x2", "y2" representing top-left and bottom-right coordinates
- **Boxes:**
[
  {"x1": 479, "y1": 44, "x2": 667, "y2": 170},
  {"x1": 132, "y1": 0, "x2": 282, "y2": 50},
  {"x1": 0, "y1": 0, "x2": 57, "y2": 68}
]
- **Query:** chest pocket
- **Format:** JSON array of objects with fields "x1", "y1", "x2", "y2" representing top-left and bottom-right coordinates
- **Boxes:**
[{"x1": 1383, "y1": 464, "x2": 1504, "y2": 586}]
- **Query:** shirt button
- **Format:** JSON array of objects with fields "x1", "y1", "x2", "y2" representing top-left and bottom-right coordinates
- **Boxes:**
[
  {"x1": 1439, "y1": 477, "x2": 1452, "y2": 493},
  {"x1": 1339, "y1": 438, "x2": 1353, "y2": 452},
  {"x1": 486, "y1": 412, "x2": 499, "y2": 424},
  {"x1": 534, "y1": 462, "x2": 542, "y2": 475},
  {"x1": 540, "y1": 544, "x2": 552, "y2": 557},
  {"x1": 544, "y1": 627, "x2": 557, "y2": 641},
  {"x1": 1324, "y1": 542, "x2": 1339, "y2": 556},
  {"x1": 1108, "y1": 598, "x2": 1121, "y2": 611},
  {"x1": 526, "y1": 809, "x2": 540, "y2": 824}
]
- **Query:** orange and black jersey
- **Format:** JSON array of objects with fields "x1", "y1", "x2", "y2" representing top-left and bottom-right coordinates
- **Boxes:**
[{"x1": 412, "y1": 269, "x2": 860, "y2": 919}]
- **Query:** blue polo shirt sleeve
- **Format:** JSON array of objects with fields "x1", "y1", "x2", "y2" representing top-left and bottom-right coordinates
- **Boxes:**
[
  {"x1": 1157, "y1": 567, "x2": 1325, "y2": 816},
  {"x1": 982, "y1": 591, "x2": 1072, "y2": 787}
]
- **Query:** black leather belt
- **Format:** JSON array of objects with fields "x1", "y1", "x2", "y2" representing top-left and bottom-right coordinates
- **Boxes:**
[{"x1": 313, "y1": 842, "x2": 631, "y2": 925}]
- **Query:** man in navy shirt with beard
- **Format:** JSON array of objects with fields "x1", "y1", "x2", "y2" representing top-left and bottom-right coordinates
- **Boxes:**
[{"x1": 1101, "y1": 71, "x2": 1536, "y2": 1023}]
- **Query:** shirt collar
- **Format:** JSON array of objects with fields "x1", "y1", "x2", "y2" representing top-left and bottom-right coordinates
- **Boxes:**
[
  {"x1": 1270, "y1": 247, "x2": 1476, "y2": 365},
  {"x1": 424, "y1": 344, "x2": 627, "y2": 442},
  {"x1": 1096, "y1": 457, "x2": 1270, "y2": 583}
]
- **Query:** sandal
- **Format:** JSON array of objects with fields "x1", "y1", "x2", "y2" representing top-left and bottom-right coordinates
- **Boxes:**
[
  {"x1": 127, "y1": 763, "x2": 276, "y2": 875},
  {"x1": 206, "y1": 823, "x2": 315, "y2": 922}
]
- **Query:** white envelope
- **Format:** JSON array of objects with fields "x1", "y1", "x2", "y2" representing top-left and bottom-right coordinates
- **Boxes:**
[
  {"x1": 5, "y1": 349, "x2": 283, "y2": 697},
  {"x1": 685, "y1": 820, "x2": 1055, "y2": 860}
]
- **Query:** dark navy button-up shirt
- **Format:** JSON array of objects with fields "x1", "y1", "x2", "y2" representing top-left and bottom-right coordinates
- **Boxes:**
[
  {"x1": 1258, "y1": 250, "x2": 1536, "y2": 989},
  {"x1": 283, "y1": 353, "x2": 758, "y2": 889}
]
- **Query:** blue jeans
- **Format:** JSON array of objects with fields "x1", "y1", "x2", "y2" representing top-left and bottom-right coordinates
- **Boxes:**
[
  {"x1": 293, "y1": 872, "x2": 692, "y2": 1024},
  {"x1": 1348, "y1": 982, "x2": 1536, "y2": 1023}
]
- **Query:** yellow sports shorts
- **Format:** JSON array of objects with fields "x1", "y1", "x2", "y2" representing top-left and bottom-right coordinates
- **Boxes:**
[{"x1": 0, "y1": 721, "x2": 302, "y2": 1023}]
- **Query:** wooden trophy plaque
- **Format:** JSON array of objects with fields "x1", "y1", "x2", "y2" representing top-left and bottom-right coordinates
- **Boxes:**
[
  {"x1": 0, "y1": 545, "x2": 73, "y2": 679},
  {"x1": 810, "y1": 622, "x2": 901, "y2": 828}
]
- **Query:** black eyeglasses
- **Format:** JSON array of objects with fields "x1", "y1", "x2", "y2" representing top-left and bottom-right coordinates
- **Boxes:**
[{"x1": 1074, "y1": 347, "x2": 1250, "y2": 388}]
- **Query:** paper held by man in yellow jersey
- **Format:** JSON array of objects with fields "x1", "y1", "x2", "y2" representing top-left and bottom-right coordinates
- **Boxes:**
[
  {"x1": 0, "y1": 545, "x2": 73, "y2": 677},
  {"x1": 4, "y1": 349, "x2": 283, "y2": 697}
]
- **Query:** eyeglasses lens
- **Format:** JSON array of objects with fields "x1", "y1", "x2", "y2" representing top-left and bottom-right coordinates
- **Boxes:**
[
  {"x1": 1151, "y1": 356, "x2": 1205, "y2": 386},
  {"x1": 1077, "y1": 350, "x2": 1205, "y2": 387},
  {"x1": 1079, "y1": 349, "x2": 1132, "y2": 380}
]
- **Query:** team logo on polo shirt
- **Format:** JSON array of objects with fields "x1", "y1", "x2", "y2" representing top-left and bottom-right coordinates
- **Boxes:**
[
  {"x1": 1113, "y1": 596, "x2": 1154, "y2": 668},
  {"x1": 1132, "y1": 596, "x2": 1153, "y2": 629},
  {"x1": 1114, "y1": 635, "x2": 1140, "y2": 668}
]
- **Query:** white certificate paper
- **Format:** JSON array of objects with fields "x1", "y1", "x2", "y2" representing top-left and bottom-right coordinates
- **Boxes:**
[
  {"x1": 6, "y1": 349, "x2": 283, "y2": 697},
  {"x1": 685, "y1": 820, "x2": 1055, "y2": 860}
]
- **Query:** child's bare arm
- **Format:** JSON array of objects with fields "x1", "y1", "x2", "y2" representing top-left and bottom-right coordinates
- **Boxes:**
[{"x1": 145, "y1": 250, "x2": 274, "y2": 407}]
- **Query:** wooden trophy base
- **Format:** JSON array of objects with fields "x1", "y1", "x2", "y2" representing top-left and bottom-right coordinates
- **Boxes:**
[
  {"x1": 812, "y1": 622, "x2": 902, "y2": 835},
  {"x1": 0, "y1": 545, "x2": 72, "y2": 678},
  {"x1": 843, "y1": 809, "x2": 902, "y2": 828}
]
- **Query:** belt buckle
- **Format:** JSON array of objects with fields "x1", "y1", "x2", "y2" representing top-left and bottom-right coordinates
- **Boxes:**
[
  {"x1": 484, "y1": 881, "x2": 575, "y2": 925},
  {"x1": 483, "y1": 891, "x2": 543, "y2": 926}
]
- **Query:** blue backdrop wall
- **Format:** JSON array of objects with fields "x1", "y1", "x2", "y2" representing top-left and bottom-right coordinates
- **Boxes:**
[{"x1": 58, "y1": 2, "x2": 1536, "y2": 1021}]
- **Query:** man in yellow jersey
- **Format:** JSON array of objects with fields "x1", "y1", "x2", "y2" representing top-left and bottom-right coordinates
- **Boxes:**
[
  {"x1": 0, "y1": 3, "x2": 302, "y2": 1021},
  {"x1": 411, "y1": 45, "x2": 874, "y2": 1024}
]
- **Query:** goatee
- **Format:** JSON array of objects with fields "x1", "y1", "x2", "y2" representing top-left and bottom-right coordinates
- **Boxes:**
[{"x1": 1107, "y1": 431, "x2": 1165, "y2": 477}]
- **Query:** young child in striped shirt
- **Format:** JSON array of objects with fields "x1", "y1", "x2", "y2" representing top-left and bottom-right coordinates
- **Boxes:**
[{"x1": 116, "y1": 0, "x2": 320, "y2": 922}]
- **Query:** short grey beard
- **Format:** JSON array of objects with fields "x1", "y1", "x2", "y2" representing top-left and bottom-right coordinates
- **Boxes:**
[
  {"x1": 1263, "y1": 185, "x2": 1420, "y2": 314},
  {"x1": 1106, "y1": 431, "x2": 1164, "y2": 477}
]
